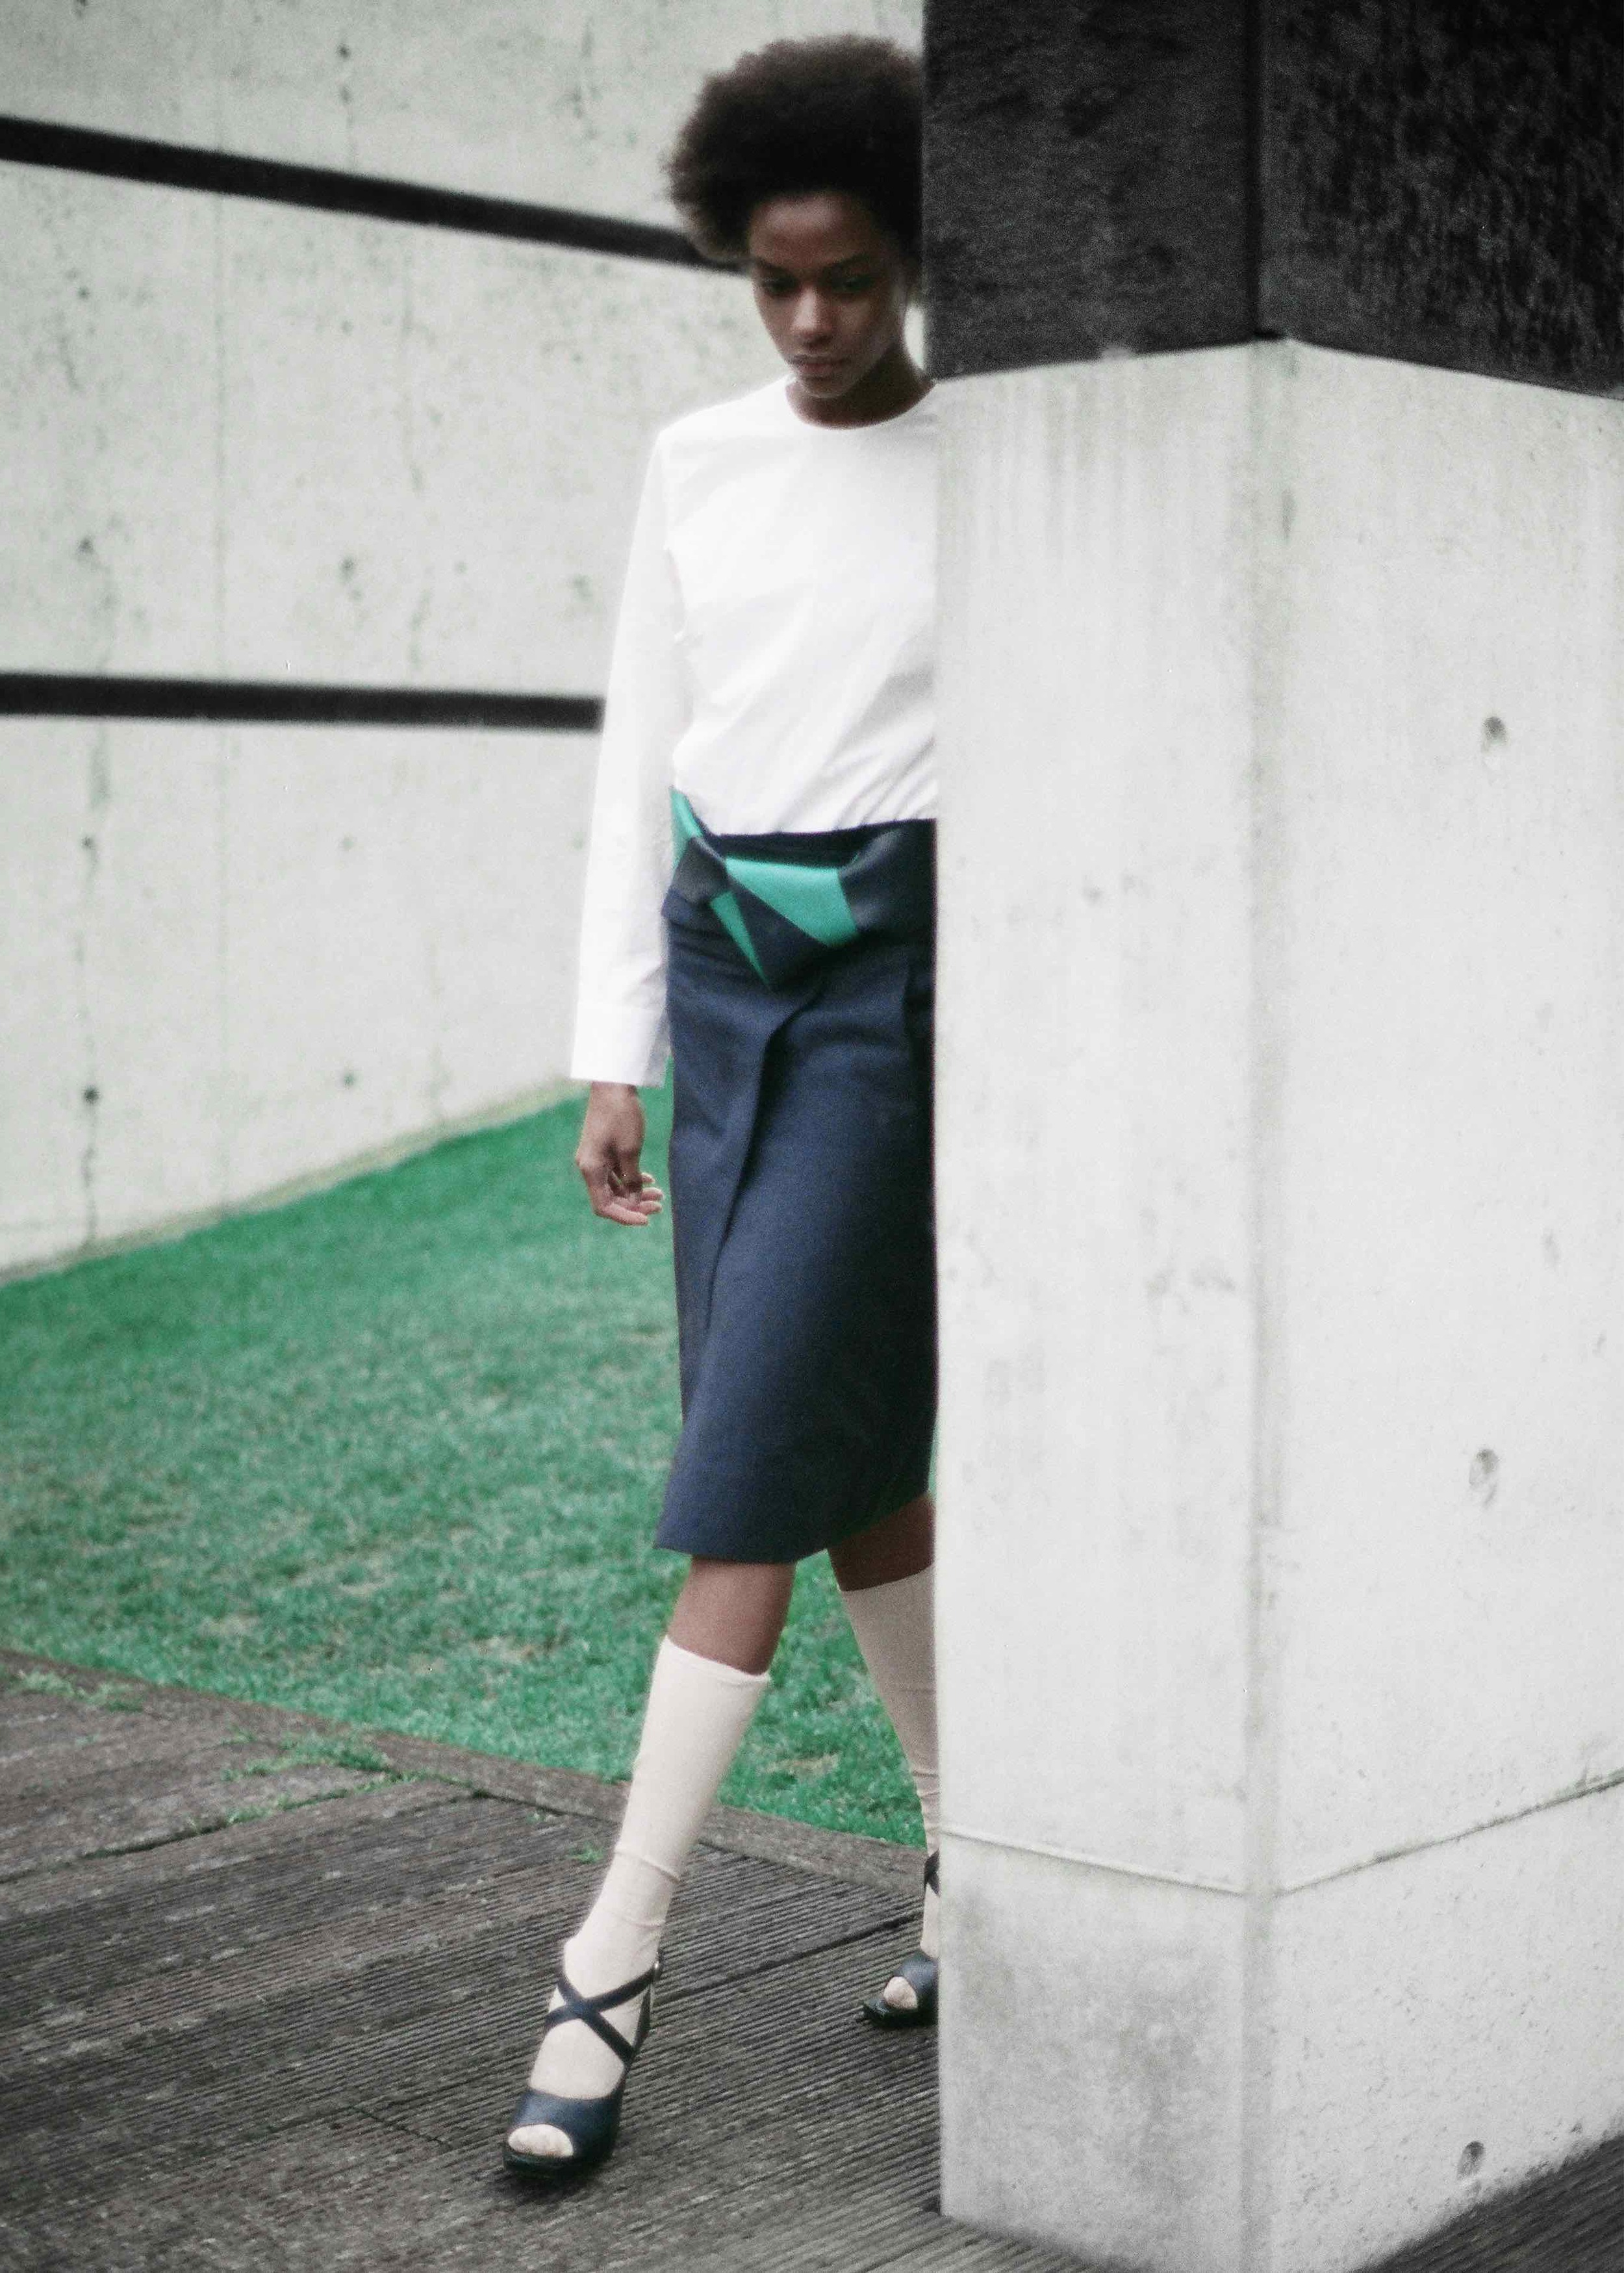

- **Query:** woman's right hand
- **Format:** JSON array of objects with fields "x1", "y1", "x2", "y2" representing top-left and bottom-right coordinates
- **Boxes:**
[{"x1": 576, "y1": 1082, "x2": 665, "y2": 1226}]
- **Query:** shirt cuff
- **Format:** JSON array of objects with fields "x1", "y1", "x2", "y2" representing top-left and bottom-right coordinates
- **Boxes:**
[{"x1": 570, "y1": 998, "x2": 670, "y2": 1089}]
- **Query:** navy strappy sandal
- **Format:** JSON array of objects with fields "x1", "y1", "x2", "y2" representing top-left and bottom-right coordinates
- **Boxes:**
[
  {"x1": 861, "y1": 1849, "x2": 938, "y2": 2029},
  {"x1": 503, "y1": 1953, "x2": 661, "y2": 2178}
]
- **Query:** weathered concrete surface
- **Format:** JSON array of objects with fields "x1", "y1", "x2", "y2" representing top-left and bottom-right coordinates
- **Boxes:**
[
  {"x1": 0, "y1": 167, "x2": 221, "y2": 679},
  {"x1": 0, "y1": 0, "x2": 922, "y2": 223},
  {"x1": 935, "y1": 342, "x2": 1624, "y2": 2270},
  {"x1": 0, "y1": 720, "x2": 594, "y2": 1274},
  {"x1": 924, "y1": 1, "x2": 1622, "y2": 394},
  {"x1": 0, "y1": 162, "x2": 772, "y2": 688}
]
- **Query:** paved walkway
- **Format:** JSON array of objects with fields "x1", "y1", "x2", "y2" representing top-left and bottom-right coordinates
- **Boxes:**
[{"x1": 1, "y1": 1651, "x2": 1618, "y2": 2272}]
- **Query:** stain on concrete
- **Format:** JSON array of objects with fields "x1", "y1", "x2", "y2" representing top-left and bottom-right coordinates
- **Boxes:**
[
  {"x1": 568, "y1": 18, "x2": 603, "y2": 132},
  {"x1": 70, "y1": 533, "x2": 119, "y2": 668},
  {"x1": 421, "y1": 919, "x2": 449, "y2": 1127},
  {"x1": 335, "y1": 37, "x2": 358, "y2": 172},
  {"x1": 73, "y1": 735, "x2": 111, "y2": 1246},
  {"x1": 51, "y1": 312, "x2": 82, "y2": 396},
  {"x1": 336, "y1": 552, "x2": 365, "y2": 634},
  {"x1": 1467, "y1": 1449, "x2": 1499, "y2": 1506},
  {"x1": 407, "y1": 582, "x2": 431, "y2": 674},
  {"x1": 396, "y1": 253, "x2": 429, "y2": 500}
]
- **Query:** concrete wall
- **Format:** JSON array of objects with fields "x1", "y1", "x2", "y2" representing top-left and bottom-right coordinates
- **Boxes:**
[
  {"x1": 935, "y1": 342, "x2": 1624, "y2": 2272},
  {"x1": 0, "y1": 163, "x2": 768, "y2": 689},
  {"x1": 1, "y1": 1, "x2": 921, "y2": 220},
  {"x1": 0, "y1": 719, "x2": 598, "y2": 1257},
  {"x1": 0, "y1": 0, "x2": 922, "y2": 1275}
]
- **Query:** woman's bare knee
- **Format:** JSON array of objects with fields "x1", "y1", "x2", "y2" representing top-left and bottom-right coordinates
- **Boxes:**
[
  {"x1": 668, "y1": 1556, "x2": 794, "y2": 1675},
  {"x1": 828, "y1": 1493, "x2": 934, "y2": 1594}
]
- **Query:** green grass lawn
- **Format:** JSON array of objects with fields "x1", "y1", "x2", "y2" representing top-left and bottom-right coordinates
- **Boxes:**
[{"x1": 0, "y1": 1089, "x2": 921, "y2": 1845}]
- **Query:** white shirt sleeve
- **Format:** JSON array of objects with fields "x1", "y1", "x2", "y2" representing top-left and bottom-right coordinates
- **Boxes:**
[{"x1": 569, "y1": 436, "x2": 689, "y2": 1087}]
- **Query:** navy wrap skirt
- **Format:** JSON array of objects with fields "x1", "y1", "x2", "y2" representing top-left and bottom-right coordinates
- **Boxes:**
[{"x1": 655, "y1": 817, "x2": 936, "y2": 1564}]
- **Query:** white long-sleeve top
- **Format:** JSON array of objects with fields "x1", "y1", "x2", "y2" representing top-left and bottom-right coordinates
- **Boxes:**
[{"x1": 570, "y1": 373, "x2": 938, "y2": 1087}]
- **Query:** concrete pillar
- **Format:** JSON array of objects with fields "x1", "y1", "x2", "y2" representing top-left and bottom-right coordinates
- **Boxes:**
[{"x1": 927, "y1": 8, "x2": 1623, "y2": 2270}]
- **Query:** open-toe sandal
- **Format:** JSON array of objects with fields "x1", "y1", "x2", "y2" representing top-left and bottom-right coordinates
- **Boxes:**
[
  {"x1": 862, "y1": 1849, "x2": 938, "y2": 2029},
  {"x1": 503, "y1": 1954, "x2": 661, "y2": 2178}
]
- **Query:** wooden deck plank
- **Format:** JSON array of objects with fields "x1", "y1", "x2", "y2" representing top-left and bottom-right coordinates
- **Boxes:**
[
  {"x1": 1, "y1": 1792, "x2": 531, "y2": 2041},
  {"x1": 2, "y1": 1826, "x2": 908, "y2": 2076},
  {"x1": 1, "y1": 1651, "x2": 1618, "y2": 2273},
  {"x1": 0, "y1": 1778, "x2": 458, "y2": 1926},
  {"x1": 0, "y1": 1749, "x2": 395, "y2": 1881},
  {"x1": 0, "y1": 1712, "x2": 361, "y2": 1814},
  {"x1": 0, "y1": 1665, "x2": 308, "y2": 1784},
  {"x1": 0, "y1": 2105, "x2": 1050, "y2": 2273},
  {"x1": 0, "y1": 1847, "x2": 911, "y2": 2185},
  {"x1": 0, "y1": 1647, "x2": 924, "y2": 1898},
  {"x1": 2, "y1": 1955, "x2": 977, "y2": 2272},
  {"x1": 0, "y1": 1710, "x2": 256, "y2": 1808}
]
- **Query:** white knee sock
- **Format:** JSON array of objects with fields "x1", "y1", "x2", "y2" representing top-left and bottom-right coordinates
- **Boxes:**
[
  {"x1": 510, "y1": 1636, "x2": 768, "y2": 2157},
  {"x1": 840, "y1": 1564, "x2": 939, "y2": 2000}
]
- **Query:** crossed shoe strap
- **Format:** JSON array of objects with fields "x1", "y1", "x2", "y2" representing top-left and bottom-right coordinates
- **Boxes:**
[
  {"x1": 539, "y1": 1955, "x2": 662, "y2": 2068},
  {"x1": 924, "y1": 1848, "x2": 939, "y2": 1898}
]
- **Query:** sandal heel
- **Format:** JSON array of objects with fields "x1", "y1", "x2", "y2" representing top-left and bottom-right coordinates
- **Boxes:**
[
  {"x1": 503, "y1": 1954, "x2": 660, "y2": 2179},
  {"x1": 861, "y1": 1848, "x2": 939, "y2": 2030}
]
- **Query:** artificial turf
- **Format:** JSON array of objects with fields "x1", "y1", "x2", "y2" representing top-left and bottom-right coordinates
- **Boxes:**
[{"x1": 0, "y1": 1088, "x2": 922, "y2": 1845}]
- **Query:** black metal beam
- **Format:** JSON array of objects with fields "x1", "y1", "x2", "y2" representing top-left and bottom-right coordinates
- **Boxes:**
[
  {"x1": 0, "y1": 675, "x2": 603, "y2": 731},
  {"x1": 0, "y1": 112, "x2": 714, "y2": 270}
]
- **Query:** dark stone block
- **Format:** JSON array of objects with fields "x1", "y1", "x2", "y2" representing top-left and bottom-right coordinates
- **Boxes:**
[
  {"x1": 923, "y1": 0, "x2": 1253, "y2": 374},
  {"x1": 925, "y1": 0, "x2": 1623, "y2": 396},
  {"x1": 1262, "y1": 0, "x2": 1623, "y2": 396}
]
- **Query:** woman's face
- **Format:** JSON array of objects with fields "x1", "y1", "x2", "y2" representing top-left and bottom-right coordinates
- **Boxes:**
[{"x1": 746, "y1": 190, "x2": 916, "y2": 405}]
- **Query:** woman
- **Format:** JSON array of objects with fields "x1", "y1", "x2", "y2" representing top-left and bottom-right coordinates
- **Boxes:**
[{"x1": 505, "y1": 34, "x2": 941, "y2": 2178}]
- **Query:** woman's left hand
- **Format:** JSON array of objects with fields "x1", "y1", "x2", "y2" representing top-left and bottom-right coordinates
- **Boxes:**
[{"x1": 576, "y1": 1082, "x2": 665, "y2": 1226}]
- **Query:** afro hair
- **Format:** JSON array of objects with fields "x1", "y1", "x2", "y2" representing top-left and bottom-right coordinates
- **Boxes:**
[{"x1": 665, "y1": 35, "x2": 922, "y2": 267}]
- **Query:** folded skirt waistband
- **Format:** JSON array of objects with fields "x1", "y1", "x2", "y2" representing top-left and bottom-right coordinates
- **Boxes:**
[{"x1": 665, "y1": 791, "x2": 933, "y2": 987}]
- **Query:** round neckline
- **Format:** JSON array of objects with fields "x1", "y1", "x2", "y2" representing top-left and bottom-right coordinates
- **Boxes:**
[{"x1": 778, "y1": 374, "x2": 935, "y2": 434}]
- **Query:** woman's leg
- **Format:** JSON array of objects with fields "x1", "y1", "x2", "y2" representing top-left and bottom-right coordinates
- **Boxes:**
[
  {"x1": 828, "y1": 1492, "x2": 933, "y2": 1594},
  {"x1": 509, "y1": 1558, "x2": 793, "y2": 2161},
  {"x1": 668, "y1": 1555, "x2": 796, "y2": 1675},
  {"x1": 831, "y1": 1495, "x2": 939, "y2": 2007}
]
